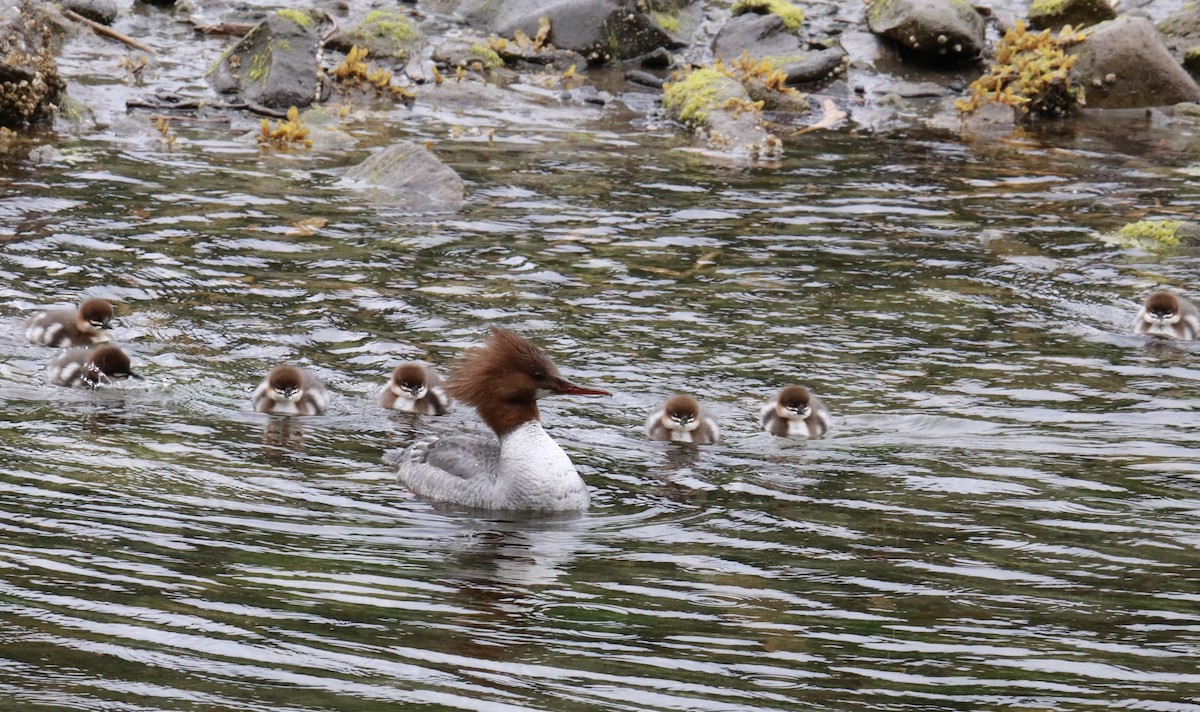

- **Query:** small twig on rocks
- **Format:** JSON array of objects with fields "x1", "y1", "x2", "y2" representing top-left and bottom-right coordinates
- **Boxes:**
[
  {"x1": 127, "y1": 97, "x2": 290, "y2": 118},
  {"x1": 148, "y1": 113, "x2": 231, "y2": 124},
  {"x1": 63, "y1": 9, "x2": 157, "y2": 54}
]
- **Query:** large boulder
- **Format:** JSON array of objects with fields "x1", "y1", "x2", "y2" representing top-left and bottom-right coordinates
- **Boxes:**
[
  {"x1": 456, "y1": 0, "x2": 690, "y2": 63},
  {"x1": 207, "y1": 9, "x2": 324, "y2": 111},
  {"x1": 341, "y1": 143, "x2": 465, "y2": 213},
  {"x1": 866, "y1": 0, "x2": 985, "y2": 65},
  {"x1": 1070, "y1": 16, "x2": 1200, "y2": 109},
  {"x1": 0, "y1": 1, "x2": 67, "y2": 129}
]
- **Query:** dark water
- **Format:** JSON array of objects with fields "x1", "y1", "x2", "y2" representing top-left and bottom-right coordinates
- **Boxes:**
[{"x1": 0, "y1": 4, "x2": 1199, "y2": 711}]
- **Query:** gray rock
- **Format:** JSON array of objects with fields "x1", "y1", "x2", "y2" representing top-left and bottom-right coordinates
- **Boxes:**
[
  {"x1": 1028, "y1": 0, "x2": 1115, "y2": 31},
  {"x1": 64, "y1": 0, "x2": 118, "y2": 25},
  {"x1": 207, "y1": 9, "x2": 323, "y2": 111},
  {"x1": 342, "y1": 143, "x2": 465, "y2": 213},
  {"x1": 713, "y1": 13, "x2": 845, "y2": 85},
  {"x1": 866, "y1": 0, "x2": 984, "y2": 64},
  {"x1": 324, "y1": 9, "x2": 426, "y2": 61},
  {"x1": 0, "y1": 1, "x2": 67, "y2": 129},
  {"x1": 1070, "y1": 16, "x2": 1200, "y2": 109},
  {"x1": 456, "y1": 0, "x2": 690, "y2": 63},
  {"x1": 780, "y1": 47, "x2": 848, "y2": 84}
]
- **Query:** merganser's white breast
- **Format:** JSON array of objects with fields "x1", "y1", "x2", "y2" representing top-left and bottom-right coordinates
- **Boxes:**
[{"x1": 395, "y1": 421, "x2": 589, "y2": 511}]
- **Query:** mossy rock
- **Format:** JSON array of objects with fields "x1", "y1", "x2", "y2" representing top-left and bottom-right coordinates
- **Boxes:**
[
  {"x1": 662, "y1": 66, "x2": 781, "y2": 159},
  {"x1": 731, "y1": 0, "x2": 804, "y2": 33},
  {"x1": 207, "y1": 9, "x2": 323, "y2": 110},
  {"x1": 325, "y1": 9, "x2": 426, "y2": 61},
  {"x1": 1069, "y1": 16, "x2": 1200, "y2": 109},
  {"x1": 1104, "y1": 219, "x2": 1200, "y2": 250},
  {"x1": 1028, "y1": 0, "x2": 1116, "y2": 31}
]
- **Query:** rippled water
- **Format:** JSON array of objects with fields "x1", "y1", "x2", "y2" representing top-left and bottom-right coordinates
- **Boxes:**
[{"x1": 1, "y1": 6, "x2": 1199, "y2": 711}]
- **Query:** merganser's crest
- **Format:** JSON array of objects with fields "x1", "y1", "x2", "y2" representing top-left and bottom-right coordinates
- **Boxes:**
[
  {"x1": 392, "y1": 327, "x2": 610, "y2": 512},
  {"x1": 761, "y1": 384, "x2": 831, "y2": 438},
  {"x1": 26, "y1": 298, "x2": 115, "y2": 348},
  {"x1": 380, "y1": 362, "x2": 450, "y2": 415},
  {"x1": 252, "y1": 365, "x2": 329, "y2": 416},
  {"x1": 1134, "y1": 290, "x2": 1200, "y2": 341},
  {"x1": 646, "y1": 395, "x2": 719, "y2": 444},
  {"x1": 49, "y1": 344, "x2": 139, "y2": 389}
]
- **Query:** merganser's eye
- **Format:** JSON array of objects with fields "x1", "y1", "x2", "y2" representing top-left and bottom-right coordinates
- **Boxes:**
[{"x1": 532, "y1": 371, "x2": 545, "y2": 381}]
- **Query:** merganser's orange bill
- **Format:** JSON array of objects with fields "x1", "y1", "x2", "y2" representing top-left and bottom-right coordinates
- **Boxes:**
[{"x1": 555, "y1": 379, "x2": 611, "y2": 396}]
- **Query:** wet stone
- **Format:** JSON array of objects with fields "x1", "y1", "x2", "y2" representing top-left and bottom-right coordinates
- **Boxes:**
[
  {"x1": 341, "y1": 142, "x2": 465, "y2": 213},
  {"x1": 207, "y1": 9, "x2": 324, "y2": 111},
  {"x1": 1070, "y1": 16, "x2": 1200, "y2": 109},
  {"x1": 866, "y1": 0, "x2": 985, "y2": 65},
  {"x1": 64, "y1": 0, "x2": 118, "y2": 25}
]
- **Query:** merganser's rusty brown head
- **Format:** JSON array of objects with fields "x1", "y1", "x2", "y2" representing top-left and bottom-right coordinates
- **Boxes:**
[{"x1": 448, "y1": 327, "x2": 610, "y2": 435}]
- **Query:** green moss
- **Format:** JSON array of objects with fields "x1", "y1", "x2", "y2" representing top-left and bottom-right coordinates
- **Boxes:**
[
  {"x1": 1029, "y1": 0, "x2": 1069, "y2": 13},
  {"x1": 663, "y1": 67, "x2": 730, "y2": 126},
  {"x1": 276, "y1": 8, "x2": 312, "y2": 28},
  {"x1": 206, "y1": 44, "x2": 236, "y2": 78},
  {"x1": 1110, "y1": 220, "x2": 1185, "y2": 249},
  {"x1": 652, "y1": 11, "x2": 680, "y2": 32},
  {"x1": 362, "y1": 10, "x2": 417, "y2": 42},
  {"x1": 731, "y1": 0, "x2": 804, "y2": 33},
  {"x1": 468, "y1": 44, "x2": 504, "y2": 69},
  {"x1": 247, "y1": 45, "x2": 272, "y2": 83}
]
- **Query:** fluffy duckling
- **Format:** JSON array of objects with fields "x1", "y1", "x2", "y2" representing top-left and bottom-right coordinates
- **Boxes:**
[
  {"x1": 380, "y1": 362, "x2": 450, "y2": 415},
  {"x1": 252, "y1": 365, "x2": 329, "y2": 415},
  {"x1": 1133, "y1": 290, "x2": 1200, "y2": 341},
  {"x1": 26, "y1": 298, "x2": 114, "y2": 348},
  {"x1": 49, "y1": 344, "x2": 139, "y2": 388},
  {"x1": 760, "y1": 385, "x2": 831, "y2": 438},
  {"x1": 645, "y1": 395, "x2": 719, "y2": 444}
]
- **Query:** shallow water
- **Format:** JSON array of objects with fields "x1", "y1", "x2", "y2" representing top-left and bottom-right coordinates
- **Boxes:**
[{"x1": 1, "y1": 5, "x2": 1200, "y2": 711}]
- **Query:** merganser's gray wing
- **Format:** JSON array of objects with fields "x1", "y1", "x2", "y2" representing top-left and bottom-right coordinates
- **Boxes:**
[{"x1": 392, "y1": 433, "x2": 500, "y2": 482}]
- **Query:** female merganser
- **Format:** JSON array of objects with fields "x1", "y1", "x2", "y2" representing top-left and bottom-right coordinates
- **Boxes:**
[
  {"x1": 645, "y1": 395, "x2": 719, "y2": 444},
  {"x1": 391, "y1": 327, "x2": 610, "y2": 512},
  {"x1": 1133, "y1": 290, "x2": 1200, "y2": 341},
  {"x1": 380, "y1": 362, "x2": 450, "y2": 415},
  {"x1": 26, "y1": 298, "x2": 114, "y2": 348},
  {"x1": 49, "y1": 344, "x2": 139, "y2": 388},
  {"x1": 252, "y1": 365, "x2": 329, "y2": 415},
  {"x1": 761, "y1": 385, "x2": 831, "y2": 438}
]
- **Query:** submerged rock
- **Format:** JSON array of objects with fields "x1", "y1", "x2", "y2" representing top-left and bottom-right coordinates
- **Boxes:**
[
  {"x1": 866, "y1": 0, "x2": 985, "y2": 64},
  {"x1": 1103, "y1": 219, "x2": 1200, "y2": 250},
  {"x1": 456, "y1": 0, "x2": 689, "y2": 63},
  {"x1": 1069, "y1": 16, "x2": 1200, "y2": 109},
  {"x1": 1027, "y1": 0, "x2": 1115, "y2": 31},
  {"x1": 207, "y1": 9, "x2": 324, "y2": 111},
  {"x1": 342, "y1": 143, "x2": 465, "y2": 212},
  {"x1": 0, "y1": 1, "x2": 67, "y2": 129},
  {"x1": 325, "y1": 9, "x2": 425, "y2": 61}
]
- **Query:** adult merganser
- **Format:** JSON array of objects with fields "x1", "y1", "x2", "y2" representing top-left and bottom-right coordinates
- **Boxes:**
[
  {"x1": 391, "y1": 327, "x2": 610, "y2": 512},
  {"x1": 26, "y1": 298, "x2": 114, "y2": 348},
  {"x1": 252, "y1": 365, "x2": 329, "y2": 415},
  {"x1": 761, "y1": 385, "x2": 831, "y2": 438},
  {"x1": 645, "y1": 395, "x2": 719, "y2": 444},
  {"x1": 380, "y1": 362, "x2": 450, "y2": 415},
  {"x1": 1133, "y1": 290, "x2": 1200, "y2": 341},
  {"x1": 48, "y1": 344, "x2": 139, "y2": 388}
]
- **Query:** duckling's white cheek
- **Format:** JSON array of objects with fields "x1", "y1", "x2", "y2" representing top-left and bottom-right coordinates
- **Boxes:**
[
  {"x1": 390, "y1": 384, "x2": 408, "y2": 397},
  {"x1": 682, "y1": 420, "x2": 700, "y2": 432},
  {"x1": 413, "y1": 386, "x2": 428, "y2": 400}
]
